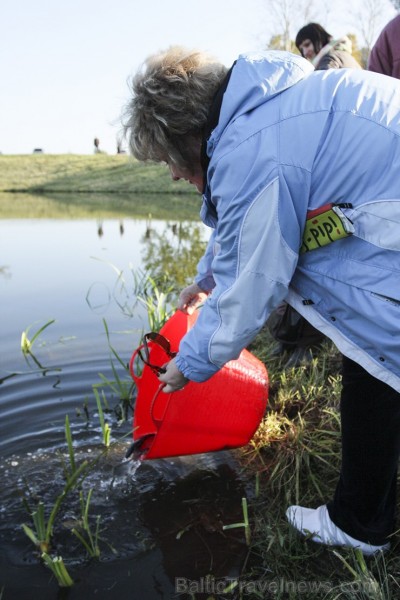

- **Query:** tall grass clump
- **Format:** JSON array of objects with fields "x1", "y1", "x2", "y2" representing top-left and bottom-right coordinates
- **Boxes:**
[{"x1": 239, "y1": 327, "x2": 399, "y2": 599}]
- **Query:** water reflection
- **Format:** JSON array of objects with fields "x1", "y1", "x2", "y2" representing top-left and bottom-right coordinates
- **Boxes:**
[
  {"x1": 0, "y1": 191, "x2": 202, "y2": 220},
  {"x1": 141, "y1": 220, "x2": 207, "y2": 292}
]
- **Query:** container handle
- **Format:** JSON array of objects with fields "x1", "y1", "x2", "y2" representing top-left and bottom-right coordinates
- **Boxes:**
[
  {"x1": 150, "y1": 383, "x2": 171, "y2": 426},
  {"x1": 129, "y1": 346, "x2": 144, "y2": 385}
]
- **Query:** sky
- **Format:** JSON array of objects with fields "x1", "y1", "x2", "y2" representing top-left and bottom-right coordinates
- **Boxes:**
[{"x1": 1, "y1": 0, "x2": 396, "y2": 155}]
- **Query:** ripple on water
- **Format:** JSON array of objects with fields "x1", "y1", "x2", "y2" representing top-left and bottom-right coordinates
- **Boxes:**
[{"x1": 0, "y1": 356, "x2": 250, "y2": 597}]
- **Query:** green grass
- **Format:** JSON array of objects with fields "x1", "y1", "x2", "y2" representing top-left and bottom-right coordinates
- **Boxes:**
[
  {"x1": 240, "y1": 328, "x2": 400, "y2": 599},
  {"x1": 0, "y1": 154, "x2": 192, "y2": 194}
]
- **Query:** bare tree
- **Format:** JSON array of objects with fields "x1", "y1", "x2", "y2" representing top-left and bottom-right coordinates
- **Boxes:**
[
  {"x1": 262, "y1": 0, "x2": 316, "y2": 50},
  {"x1": 350, "y1": 0, "x2": 395, "y2": 51},
  {"x1": 261, "y1": 0, "x2": 395, "y2": 56}
]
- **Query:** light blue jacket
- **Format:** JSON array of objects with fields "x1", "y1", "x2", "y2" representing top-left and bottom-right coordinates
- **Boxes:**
[{"x1": 175, "y1": 51, "x2": 400, "y2": 392}]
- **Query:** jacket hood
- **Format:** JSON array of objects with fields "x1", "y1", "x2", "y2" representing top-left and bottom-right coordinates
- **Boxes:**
[{"x1": 206, "y1": 51, "x2": 314, "y2": 157}]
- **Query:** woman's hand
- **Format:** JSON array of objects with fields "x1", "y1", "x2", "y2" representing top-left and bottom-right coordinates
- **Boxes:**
[
  {"x1": 158, "y1": 358, "x2": 189, "y2": 393},
  {"x1": 178, "y1": 283, "x2": 208, "y2": 315}
]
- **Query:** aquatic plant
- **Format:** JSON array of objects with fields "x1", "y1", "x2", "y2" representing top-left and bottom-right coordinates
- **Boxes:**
[
  {"x1": 22, "y1": 502, "x2": 51, "y2": 554},
  {"x1": 21, "y1": 413, "x2": 92, "y2": 560},
  {"x1": 91, "y1": 272, "x2": 178, "y2": 433},
  {"x1": 71, "y1": 489, "x2": 101, "y2": 558},
  {"x1": 222, "y1": 497, "x2": 251, "y2": 546},
  {"x1": 19, "y1": 318, "x2": 62, "y2": 375},
  {"x1": 41, "y1": 553, "x2": 74, "y2": 587},
  {"x1": 94, "y1": 388, "x2": 111, "y2": 447},
  {"x1": 20, "y1": 412, "x2": 133, "y2": 583},
  {"x1": 137, "y1": 274, "x2": 174, "y2": 332},
  {"x1": 64, "y1": 414, "x2": 77, "y2": 475},
  {"x1": 20, "y1": 319, "x2": 55, "y2": 355},
  {"x1": 93, "y1": 318, "x2": 135, "y2": 422},
  {"x1": 21, "y1": 458, "x2": 89, "y2": 554}
]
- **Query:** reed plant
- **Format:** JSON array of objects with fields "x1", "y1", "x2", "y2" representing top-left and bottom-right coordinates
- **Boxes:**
[
  {"x1": 91, "y1": 271, "x2": 177, "y2": 423},
  {"x1": 94, "y1": 388, "x2": 111, "y2": 447},
  {"x1": 88, "y1": 260, "x2": 176, "y2": 327},
  {"x1": 64, "y1": 414, "x2": 77, "y2": 476},
  {"x1": 95, "y1": 318, "x2": 135, "y2": 422},
  {"x1": 20, "y1": 318, "x2": 58, "y2": 372},
  {"x1": 119, "y1": 267, "x2": 176, "y2": 329},
  {"x1": 21, "y1": 458, "x2": 89, "y2": 554},
  {"x1": 137, "y1": 275, "x2": 175, "y2": 332},
  {"x1": 222, "y1": 497, "x2": 251, "y2": 546},
  {"x1": 71, "y1": 489, "x2": 101, "y2": 558},
  {"x1": 20, "y1": 409, "x2": 134, "y2": 585},
  {"x1": 41, "y1": 553, "x2": 74, "y2": 587},
  {"x1": 21, "y1": 413, "x2": 104, "y2": 565},
  {"x1": 20, "y1": 319, "x2": 55, "y2": 355}
]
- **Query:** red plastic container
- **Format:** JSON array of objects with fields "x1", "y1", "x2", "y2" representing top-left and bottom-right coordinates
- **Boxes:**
[{"x1": 129, "y1": 310, "x2": 268, "y2": 460}]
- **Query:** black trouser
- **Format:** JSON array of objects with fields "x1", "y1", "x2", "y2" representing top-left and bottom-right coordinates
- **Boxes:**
[{"x1": 327, "y1": 356, "x2": 400, "y2": 546}]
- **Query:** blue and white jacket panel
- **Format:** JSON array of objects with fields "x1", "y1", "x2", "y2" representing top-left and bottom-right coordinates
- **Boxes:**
[{"x1": 174, "y1": 51, "x2": 400, "y2": 392}]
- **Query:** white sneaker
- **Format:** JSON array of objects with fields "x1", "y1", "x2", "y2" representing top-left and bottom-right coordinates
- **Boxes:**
[{"x1": 286, "y1": 505, "x2": 390, "y2": 556}]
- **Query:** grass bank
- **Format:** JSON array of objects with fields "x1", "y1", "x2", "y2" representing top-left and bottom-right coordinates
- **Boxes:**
[
  {"x1": 242, "y1": 329, "x2": 400, "y2": 599},
  {"x1": 0, "y1": 154, "x2": 192, "y2": 195}
]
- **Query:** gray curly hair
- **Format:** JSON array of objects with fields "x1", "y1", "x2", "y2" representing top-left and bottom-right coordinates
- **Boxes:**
[{"x1": 123, "y1": 46, "x2": 228, "y2": 172}]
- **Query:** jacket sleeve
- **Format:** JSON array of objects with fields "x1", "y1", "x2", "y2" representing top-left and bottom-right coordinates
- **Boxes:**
[
  {"x1": 368, "y1": 34, "x2": 392, "y2": 76},
  {"x1": 175, "y1": 146, "x2": 307, "y2": 382},
  {"x1": 317, "y1": 52, "x2": 342, "y2": 70},
  {"x1": 194, "y1": 229, "x2": 216, "y2": 292}
]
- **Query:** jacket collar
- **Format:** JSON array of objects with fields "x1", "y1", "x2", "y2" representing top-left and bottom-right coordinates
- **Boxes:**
[{"x1": 200, "y1": 62, "x2": 236, "y2": 175}]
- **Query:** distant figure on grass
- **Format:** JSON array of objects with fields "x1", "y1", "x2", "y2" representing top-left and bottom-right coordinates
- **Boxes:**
[
  {"x1": 93, "y1": 137, "x2": 106, "y2": 154},
  {"x1": 295, "y1": 22, "x2": 362, "y2": 70},
  {"x1": 368, "y1": 14, "x2": 400, "y2": 79},
  {"x1": 116, "y1": 136, "x2": 126, "y2": 154}
]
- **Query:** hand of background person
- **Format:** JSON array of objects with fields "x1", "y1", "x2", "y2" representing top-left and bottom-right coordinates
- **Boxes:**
[
  {"x1": 178, "y1": 283, "x2": 208, "y2": 314},
  {"x1": 158, "y1": 357, "x2": 189, "y2": 393}
]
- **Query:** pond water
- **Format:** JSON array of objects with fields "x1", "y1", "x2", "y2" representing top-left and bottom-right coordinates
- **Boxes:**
[{"x1": 0, "y1": 195, "x2": 251, "y2": 599}]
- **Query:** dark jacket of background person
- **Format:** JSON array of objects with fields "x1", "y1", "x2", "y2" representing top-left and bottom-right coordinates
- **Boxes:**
[
  {"x1": 315, "y1": 36, "x2": 362, "y2": 70},
  {"x1": 368, "y1": 14, "x2": 400, "y2": 78}
]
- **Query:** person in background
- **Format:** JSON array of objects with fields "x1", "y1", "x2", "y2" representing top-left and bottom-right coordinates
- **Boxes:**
[
  {"x1": 368, "y1": 14, "x2": 400, "y2": 79},
  {"x1": 123, "y1": 46, "x2": 400, "y2": 557},
  {"x1": 94, "y1": 137, "x2": 101, "y2": 153},
  {"x1": 295, "y1": 22, "x2": 362, "y2": 70},
  {"x1": 93, "y1": 137, "x2": 106, "y2": 154}
]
